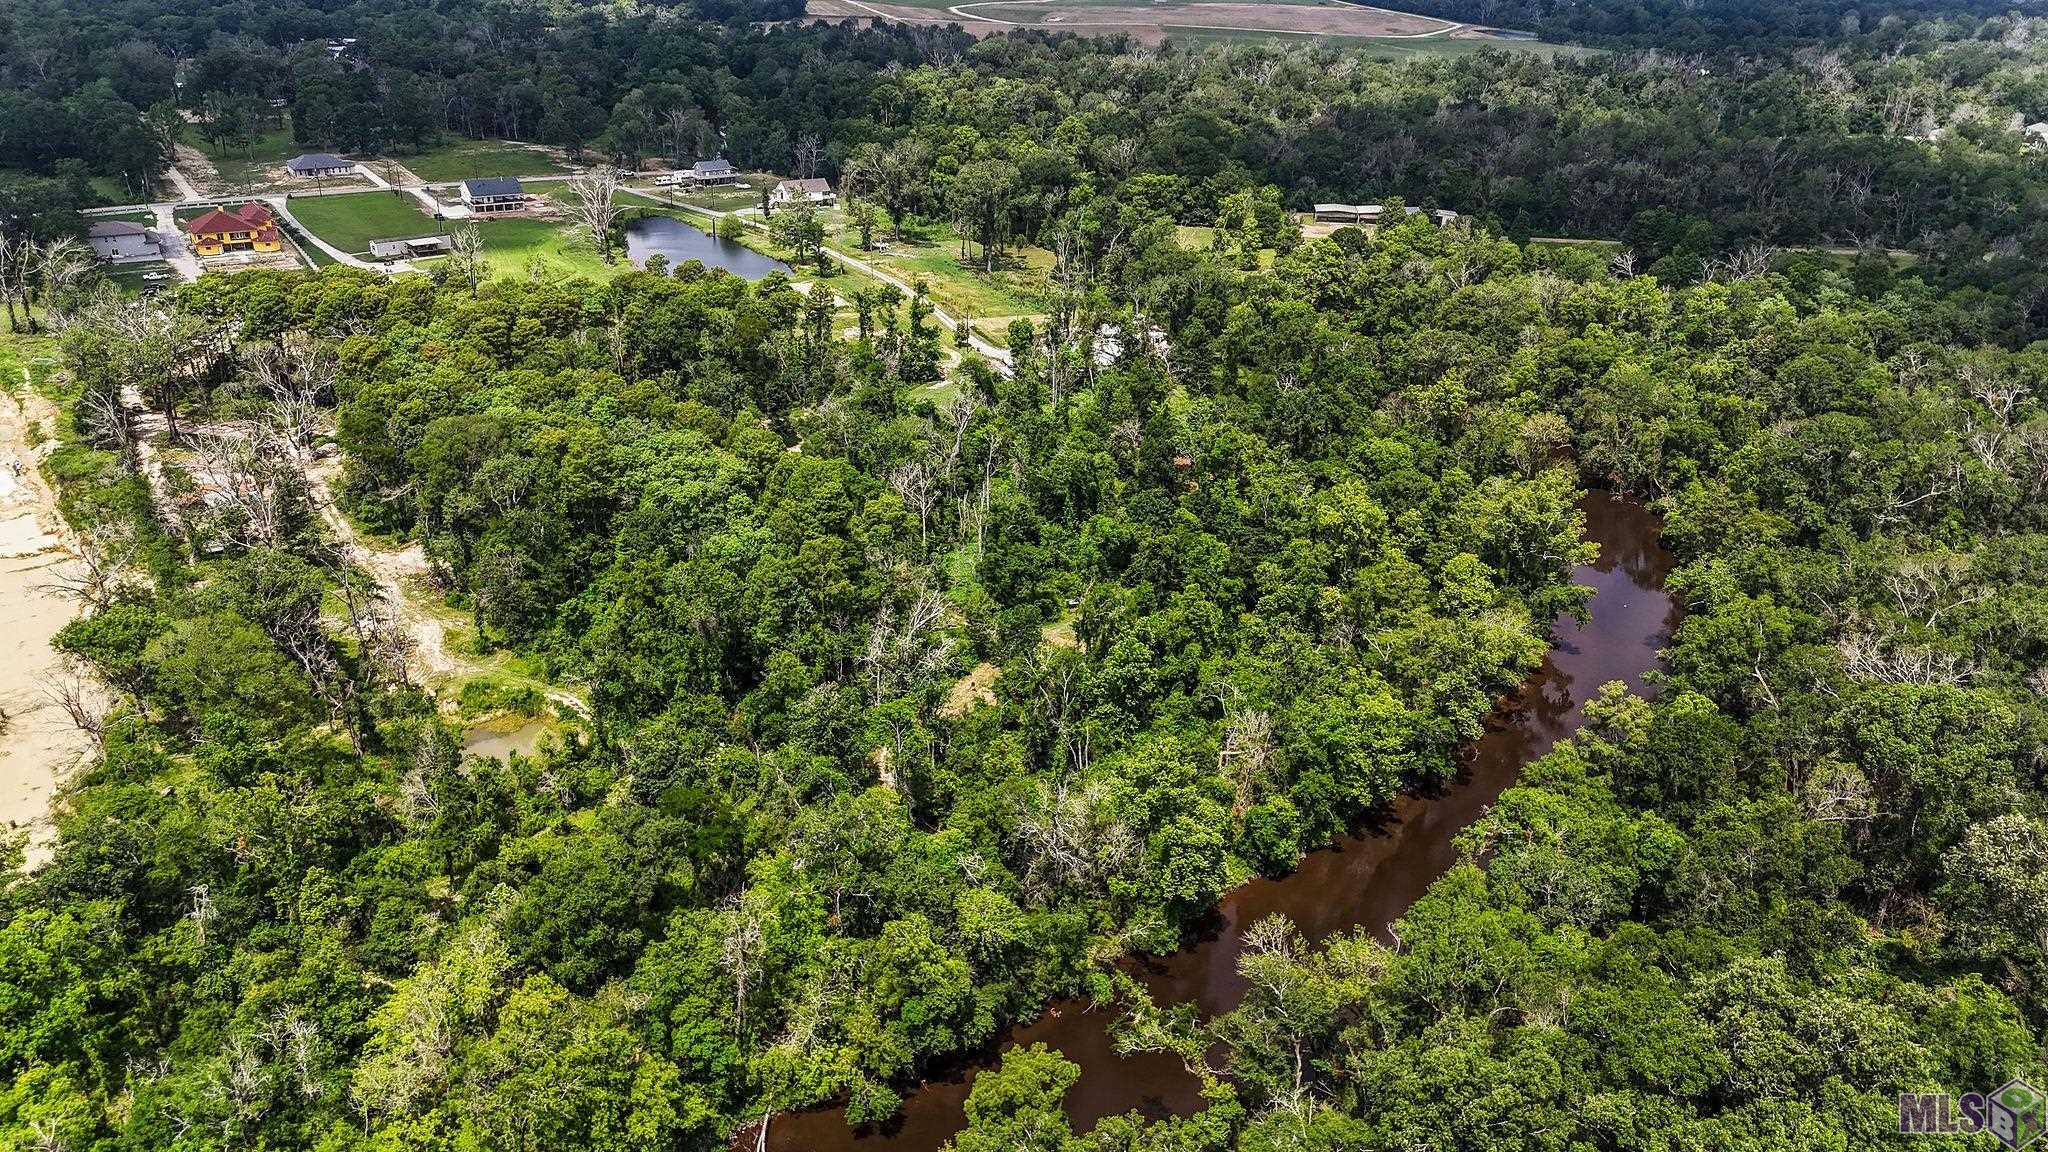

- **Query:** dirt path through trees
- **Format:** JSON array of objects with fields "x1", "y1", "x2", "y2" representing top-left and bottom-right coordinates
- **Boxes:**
[{"x1": 304, "y1": 452, "x2": 589, "y2": 719}]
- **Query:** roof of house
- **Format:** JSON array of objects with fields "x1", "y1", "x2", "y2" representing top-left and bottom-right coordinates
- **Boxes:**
[
  {"x1": 1313, "y1": 203, "x2": 1385, "y2": 215},
  {"x1": 462, "y1": 177, "x2": 525, "y2": 197},
  {"x1": 89, "y1": 221, "x2": 157, "y2": 239},
  {"x1": 778, "y1": 178, "x2": 832, "y2": 193},
  {"x1": 184, "y1": 203, "x2": 275, "y2": 235},
  {"x1": 286, "y1": 152, "x2": 351, "y2": 173},
  {"x1": 693, "y1": 159, "x2": 736, "y2": 174},
  {"x1": 370, "y1": 235, "x2": 451, "y2": 257}
]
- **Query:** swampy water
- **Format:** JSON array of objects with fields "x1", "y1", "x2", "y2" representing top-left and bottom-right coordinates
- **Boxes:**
[{"x1": 746, "y1": 492, "x2": 1679, "y2": 1152}]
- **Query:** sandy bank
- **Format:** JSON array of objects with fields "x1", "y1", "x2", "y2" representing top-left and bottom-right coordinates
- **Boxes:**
[{"x1": 0, "y1": 385, "x2": 91, "y2": 868}]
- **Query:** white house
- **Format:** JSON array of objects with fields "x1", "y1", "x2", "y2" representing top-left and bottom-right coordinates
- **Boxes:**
[
  {"x1": 685, "y1": 159, "x2": 738, "y2": 187},
  {"x1": 87, "y1": 220, "x2": 163, "y2": 262},
  {"x1": 770, "y1": 178, "x2": 836, "y2": 208},
  {"x1": 369, "y1": 235, "x2": 452, "y2": 261},
  {"x1": 1312, "y1": 203, "x2": 1385, "y2": 225},
  {"x1": 461, "y1": 177, "x2": 528, "y2": 214}
]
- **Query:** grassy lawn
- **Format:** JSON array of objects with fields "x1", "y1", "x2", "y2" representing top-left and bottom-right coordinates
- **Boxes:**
[
  {"x1": 393, "y1": 139, "x2": 576, "y2": 183},
  {"x1": 469, "y1": 216, "x2": 616, "y2": 280},
  {"x1": 1528, "y1": 236, "x2": 1627, "y2": 256},
  {"x1": 98, "y1": 261, "x2": 178, "y2": 297},
  {"x1": 666, "y1": 178, "x2": 775, "y2": 214},
  {"x1": 190, "y1": 122, "x2": 301, "y2": 188},
  {"x1": 834, "y1": 218, "x2": 1052, "y2": 320},
  {"x1": 92, "y1": 209, "x2": 159, "y2": 227},
  {"x1": 288, "y1": 191, "x2": 445, "y2": 255},
  {"x1": 0, "y1": 332, "x2": 61, "y2": 400},
  {"x1": 275, "y1": 218, "x2": 339, "y2": 268},
  {"x1": 1175, "y1": 224, "x2": 1276, "y2": 268}
]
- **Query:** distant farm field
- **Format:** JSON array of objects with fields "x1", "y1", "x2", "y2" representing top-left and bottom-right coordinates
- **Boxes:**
[{"x1": 799, "y1": 0, "x2": 1555, "y2": 46}]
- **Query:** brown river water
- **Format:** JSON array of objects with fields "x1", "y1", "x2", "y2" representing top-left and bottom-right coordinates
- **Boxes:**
[{"x1": 744, "y1": 492, "x2": 1678, "y2": 1151}]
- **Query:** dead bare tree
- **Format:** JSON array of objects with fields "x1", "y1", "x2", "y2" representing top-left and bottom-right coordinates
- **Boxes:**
[
  {"x1": 76, "y1": 383, "x2": 137, "y2": 471},
  {"x1": 1957, "y1": 361, "x2": 2031, "y2": 473},
  {"x1": 35, "y1": 237, "x2": 96, "y2": 320},
  {"x1": 887, "y1": 458, "x2": 941, "y2": 549},
  {"x1": 449, "y1": 223, "x2": 485, "y2": 295},
  {"x1": 565, "y1": 166, "x2": 626, "y2": 264},
  {"x1": 1706, "y1": 244, "x2": 1777, "y2": 282},
  {"x1": 35, "y1": 525, "x2": 142, "y2": 611},
  {"x1": 185, "y1": 430, "x2": 307, "y2": 551},
  {"x1": 43, "y1": 658, "x2": 108, "y2": 750},
  {"x1": 857, "y1": 588, "x2": 953, "y2": 703},
  {"x1": 252, "y1": 338, "x2": 336, "y2": 464},
  {"x1": 1218, "y1": 702, "x2": 1277, "y2": 816},
  {"x1": 717, "y1": 895, "x2": 771, "y2": 1037},
  {"x1": 1014, "y1": 779, "x2": 1139, "y2": 901},
  {"x1": 792, "y1": 132, "x2": 824, "y2": 180}
]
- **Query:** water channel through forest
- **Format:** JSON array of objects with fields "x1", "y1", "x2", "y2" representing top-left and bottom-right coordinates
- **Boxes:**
[{"x1": 745, "y1": 491, "x2": 1679, "y2": 1152}]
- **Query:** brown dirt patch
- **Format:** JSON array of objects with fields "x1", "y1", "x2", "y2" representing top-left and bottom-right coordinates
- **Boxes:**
[{"x1": 940, "y1": 661, "x2": 1001, "y2": 718}]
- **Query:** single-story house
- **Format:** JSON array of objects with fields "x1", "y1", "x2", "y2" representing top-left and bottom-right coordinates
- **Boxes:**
[
  {"x1": 770, "y1": 178, "x2": 836, "y2": 208},
  {"x1": 184, "y1": 203, "x2": 282, "y2": 257},
  {"x1": 461, "y1": 177, "x2": 528, "y2": 214},
  {"x1": 88, "y1": 220, "x2": 163, "y2": 262},
  {"x1": 685, "y1": 159, "x2": 738, "y2": 187},
  {"x1": 286, "y1": 152, "x2": 355, "y2": 179},
  {"x1": 368, "y1": 235, "x2": 452, "y2": 261},
  {"x1": 1312, "y1": 203, "x2": 1386, "y2": 225},
  {"x1": 1312, "y1": 203, "x2": 1459, "y2": 229}
]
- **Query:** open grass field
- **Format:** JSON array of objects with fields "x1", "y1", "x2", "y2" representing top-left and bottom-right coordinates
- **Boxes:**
[
  {"x1": 287, "y1": 191, "x2": 444, "y2": 255},
  {"x1": 468, "y1": 217, "x2": 615, "y2": 280},
  {"x1": 394, "y1": 139, "x2": 577, "y2": 183}
]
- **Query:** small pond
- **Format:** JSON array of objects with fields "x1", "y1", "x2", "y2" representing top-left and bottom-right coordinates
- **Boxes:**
[
  {"x1": 461, "y1": 718, "x2": 553, "y2": 761},
  {"x1": 624, "y1": 215, "x2": 790, "y2": 279}
]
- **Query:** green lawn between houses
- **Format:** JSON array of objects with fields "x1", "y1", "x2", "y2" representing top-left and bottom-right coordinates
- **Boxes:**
[
  {"x1": 286, "y1": 191, "x2": 445, "y2": 255},
  {"x1": 391, "y1": 139, "x2": 577, "y2": 183}
]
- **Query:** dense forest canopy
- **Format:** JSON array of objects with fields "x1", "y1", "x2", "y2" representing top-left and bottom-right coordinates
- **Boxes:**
[
  {"x1": 8, "y1": 187, "x2": 2048, "y2": 1149},
  {"x1": 4, "y1": 0, "x2": 2048, "y2": 1149}
]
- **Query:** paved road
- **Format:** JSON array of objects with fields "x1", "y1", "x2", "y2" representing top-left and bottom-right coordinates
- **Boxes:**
[
  {"x1": 164, "y1": 166, "x2": 201, "y2": 201},
  {"x1": 149, "y1": 204, "x2": 203, "y2": 283}
]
